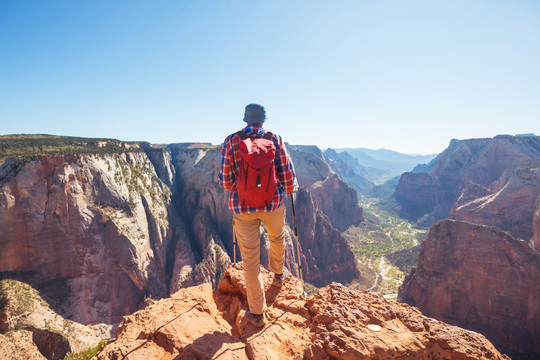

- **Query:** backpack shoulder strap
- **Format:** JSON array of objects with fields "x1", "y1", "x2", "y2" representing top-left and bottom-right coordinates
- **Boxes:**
[
  {"x1": 236, "y1": 130, "x2": 249, "y2": 140},
  {"x1": 263, "y1": 131, "x2": 273, "y2": 140}
]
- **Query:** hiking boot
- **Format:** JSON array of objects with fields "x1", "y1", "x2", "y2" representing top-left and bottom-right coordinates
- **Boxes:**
[
  {"x1": 272, "y1": 267, "x2": 289, "y2": 287},
  {"x1": 245, "y1": 310, "x2": 265, "y2": 327}
]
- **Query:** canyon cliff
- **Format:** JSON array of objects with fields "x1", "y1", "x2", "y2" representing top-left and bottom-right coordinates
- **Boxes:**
[
  {"x1": 0, "y1": 136, "x2": 363, "y2": 357},
  {"x1": 399, "y1": 220, "x2": 540, "y2": 359},
  {"x1": 0, "y1": 152, "x2": 177, "y2": 326},
  {"x1": 451, "y1": 159, "x2": 540, "y2": 247},
  {"x1": 395, "y1": 135, "x2": 540, "y2": 226},
  {"x1": 95, "y1": 263, "x2": 508, "y2": 360},
  {"x1": 396, "y1": 137, "x2": 540, "y2": 359}
]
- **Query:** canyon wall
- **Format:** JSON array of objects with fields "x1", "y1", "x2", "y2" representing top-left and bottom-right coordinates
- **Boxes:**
[
  {"x1": 395, "y1": 135, "x2": 540, "y2": 226},
  {"x1": 0, "y1": 152, "x2": 179, "y2": 325},
  {"x1": 397, "y1": 137, "x2": 540, "y2": 359},
  {"x1": 451, "y1": 159, "x2": 540, "y2": 242},
  {"x1": 399, "y1": 220, "x2": 540, "y2": 359}
]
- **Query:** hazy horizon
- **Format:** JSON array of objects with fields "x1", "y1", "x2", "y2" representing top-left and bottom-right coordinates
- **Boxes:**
[{"x1": 1, "y1": 1, "x2": 539, "y2": 155}]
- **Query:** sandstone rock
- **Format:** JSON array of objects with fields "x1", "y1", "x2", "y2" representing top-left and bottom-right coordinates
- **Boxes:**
[
  {"x1": 451, "y1": 160, "x2": 540, "y2": 240},
  {"x1": 169, "y1": 146, "x2": 233, "y2": 291},
  {"x1": 288, "y1": 146, "x2": 333, "y2": 188},
  {"x1": 399, "y1": 219, "x2": 540, "y2": 359},
  {"x1": 395, "y1": 171, "x2": 448, "y2": 222},
  {"x1": 0, "y1": 330, "x2": 47, "y2": 360},
  {"x1": 1, "y1": 140, "x2": 367, "y2": 357},
  {"x1": 140, "y1": 144, "x2": 176, "y2": 186},
  {"x1": 310, "y1": 173, "x2": 364, "y2": 232},
  {"x1": 97, "y1": 280, "x2": 247, "y2": 360},
  {"x1": 98, "y1": 263, "x2": 508, "y2": 359},
  {"x1": 288, "y1": 187, "x2": 360, "y2": 286},
  {"x1": 1, "y1": 272, "x2": 116, "y2": 358},
  {"x1": 289, "y1": 146, "x2": 364, "y2": 231},
  {"x1": 395, "y1": 135, "x2": 540, "y2": 225},
  {"x1": 0, "y1": 153, "x2": 179, "y2": 325}
]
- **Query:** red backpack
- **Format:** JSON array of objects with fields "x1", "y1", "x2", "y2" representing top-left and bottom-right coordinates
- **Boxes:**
[{"x1": 234, "y1": 130, "x2": 278, "y2": 209}]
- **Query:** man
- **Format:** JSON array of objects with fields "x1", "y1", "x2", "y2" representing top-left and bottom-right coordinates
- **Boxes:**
[{"x1": 218, "y1": 103, "x2": 296, "y2": 327}]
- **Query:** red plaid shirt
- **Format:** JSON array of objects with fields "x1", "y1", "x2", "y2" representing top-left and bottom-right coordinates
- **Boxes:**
[{"x1": 219, "y1": 124, "x2": 296, "y2": 214}]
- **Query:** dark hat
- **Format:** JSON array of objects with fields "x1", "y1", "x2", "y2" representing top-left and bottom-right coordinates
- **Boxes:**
[{"x1": 243, "y1": 103, "x2": 266, "y2": 123}]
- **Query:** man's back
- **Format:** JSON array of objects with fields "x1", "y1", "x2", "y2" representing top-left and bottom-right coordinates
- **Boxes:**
[{"x1": 218, "y1": 103, "x2": 296, "y2": 327}]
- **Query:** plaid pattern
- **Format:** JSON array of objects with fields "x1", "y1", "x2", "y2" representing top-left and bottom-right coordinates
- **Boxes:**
[{"x1": 219, "y1": 124, "x2": 296, "y2": 214}]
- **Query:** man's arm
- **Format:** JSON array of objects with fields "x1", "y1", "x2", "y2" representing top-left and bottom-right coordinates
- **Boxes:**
[{"x1": 218, "y1": 136, "x2": 236, "y2": 191}]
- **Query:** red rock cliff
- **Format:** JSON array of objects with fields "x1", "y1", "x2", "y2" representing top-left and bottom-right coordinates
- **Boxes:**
[
  {"x1": 399, "y1": 219, "x2": 540, "y2": 359},
  {"x1": 0, "y1": 153, "x2": 178, "y2": 325},
  {"x1": 451, "y1": 159, "x2": 540, "y2": 241},
  {"x1": 395, "y1": 135, "x2": 540, "y2": 226}
]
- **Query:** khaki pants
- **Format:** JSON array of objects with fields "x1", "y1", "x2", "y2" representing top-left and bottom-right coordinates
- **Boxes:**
[{"x1": 233, "y1": 204, "x2": 286, "y2": 314}]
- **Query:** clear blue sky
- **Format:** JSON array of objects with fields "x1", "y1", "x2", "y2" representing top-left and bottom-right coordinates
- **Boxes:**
[{"x1": 1, "y1": 0, "x2": 539, "y2": 154}]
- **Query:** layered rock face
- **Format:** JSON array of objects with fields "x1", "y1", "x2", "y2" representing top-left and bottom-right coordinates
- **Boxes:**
[
  {"x1": 0, "y1": 152, "x2": 178, "y2": 325},
  {"x1": 289, "y1": 146, "x2": 364, "y2": 231},
  {"x1": 97, "y1": 263, "x2": 508, "y2": 360},
  {"x1": 451, "y1": 159, "x2": 540, "y2": 242},
  {"x1": 289, "y1": 188, "x2": 359, "y2": 286},
  {"x1": 167, "y1": 145, "x2": 231, "y2": 292},
  {"x1": 399, "y1": 220, "x2": 540, "y2": 359},
  {"x1": 395, "y1": 135, "x2": 540, "y2": 225}
]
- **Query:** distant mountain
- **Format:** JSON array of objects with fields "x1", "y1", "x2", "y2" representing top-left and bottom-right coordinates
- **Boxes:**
[
  {"x1": 334, "y1": 148, "x2": 437, "y2": 182},
  {"x1": 322, "y1": 148, "x2": 376, "y2": 194}
]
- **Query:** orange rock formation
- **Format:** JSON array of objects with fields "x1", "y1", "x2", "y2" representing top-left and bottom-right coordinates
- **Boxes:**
[{"x1": 97, "y1": 264, "x2": 508, "y2": 360}]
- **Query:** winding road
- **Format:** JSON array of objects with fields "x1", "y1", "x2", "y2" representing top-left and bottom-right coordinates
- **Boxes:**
[{"x1": 367, "y1": 256, "x2": 403, "y2": 294}]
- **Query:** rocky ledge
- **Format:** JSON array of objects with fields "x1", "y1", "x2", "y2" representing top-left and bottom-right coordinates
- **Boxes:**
[{"x1": 96, "y1": 264, "x2": 507, "y2": 360}]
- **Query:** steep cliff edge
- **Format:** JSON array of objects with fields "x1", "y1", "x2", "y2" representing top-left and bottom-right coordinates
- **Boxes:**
[
  {"x1": 289, "y1": 146, "x2": 364, "y2": 231},
  {"x1": 0, "y1": 152, "x2": 179, "y2": 325},
  {"x1": 395, "y1": 135, "x2": 540, "y2": 226},
  {"x1": 95, "y1": 263, "x2": 508, "y2": 360},
  {"x1": 399, "y1": 219, "x2": 540, "y2": 359}
]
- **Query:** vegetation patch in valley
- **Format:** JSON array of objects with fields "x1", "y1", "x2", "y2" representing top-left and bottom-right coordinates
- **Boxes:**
[{"x1": 344, "y1": 196, "x2": 427, "y2": 296}]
